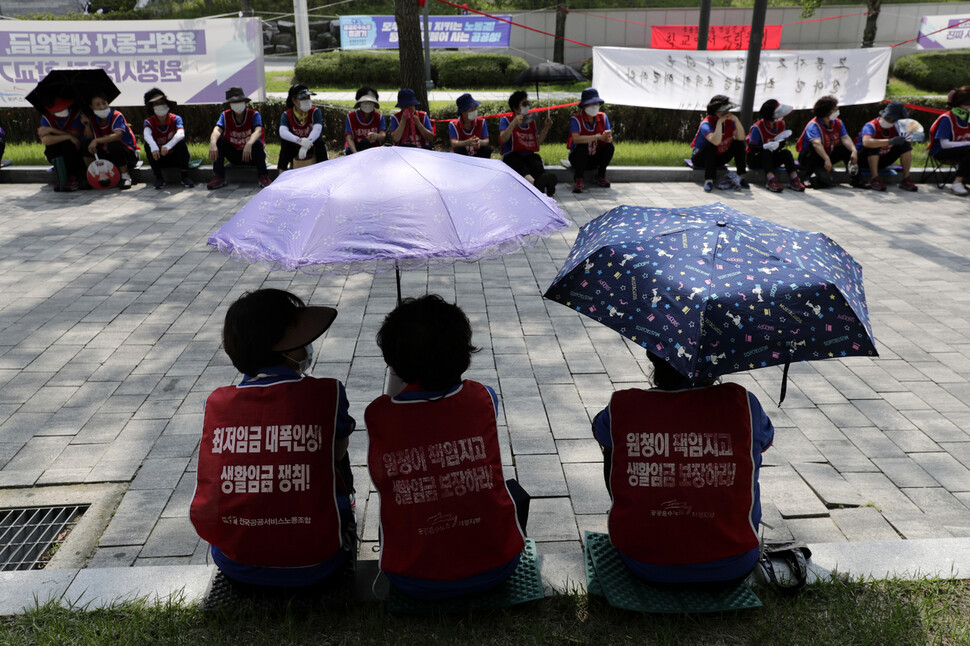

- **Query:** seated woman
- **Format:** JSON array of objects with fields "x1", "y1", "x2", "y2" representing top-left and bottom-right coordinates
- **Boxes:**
[
  {"x1": 82, "y1": 92, "x2": 140, "y2": 190},
  {"x1": 449, "y1": 93, "x2": 492, "y2": 158},
  {"x1": 365, "y1": 295, "x2": 528, "y2": 600},
  {"x1": 568, "y1": 88, "x2": 614, "y2": 193},
  {"x1": 795, "y1": 95, "x2": 858, "y2": 189},
  {"x1": 389, "y1": 88, "x2": 435, "y2": 149},
  {"x1": 854, "y1": 101, "x2": 917, "y2": 192},
  {"x1": 142, "y1": 88, "x2": 193, "y2": 189},
  {"x1": 345, "y1": 86, "x2": 386, "y2": 154},
  {"x1": 747, "y1": 99, "x2": 804, "y2": 193},
  {"x1": 592, "y1": 351, "x2": 774, "y2": 587},
  {"x1": 927, "y1": 86, "x2": 970, "y2": 195},
  {"x1": 37, "y1": 97, "x2": 86, "y2": 191},
  {"x1": 691, "y1": 94, "x2": 748, "y2": 193},
  {"x1": 190, "y1": 289, "x2": 356, "y2": 590},
  {"x1": 207, "y1": 86, "x2": 271, "y2": 190},
  {"x1": 500, "y1": 90, "x2": 555, "y2": 196},
  {"x1": 278, "y1": 84, "x2": 327, "y2": 171}
]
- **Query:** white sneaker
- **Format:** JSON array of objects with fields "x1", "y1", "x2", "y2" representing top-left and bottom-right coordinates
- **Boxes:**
[{"x1": 951, "y1": 182, "x2": 968, "y2": 196}]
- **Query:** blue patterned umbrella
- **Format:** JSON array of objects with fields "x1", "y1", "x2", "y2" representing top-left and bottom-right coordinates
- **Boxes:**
[{"x1": 544, "y1": 203, "x2": 877, "y2": 386}]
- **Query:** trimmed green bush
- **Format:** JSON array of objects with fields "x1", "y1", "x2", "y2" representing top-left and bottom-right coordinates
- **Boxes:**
[
  {"x1": 892, "y1": 51, "x2": 970, "y2": 94},
  {"x1": 435, "y1": 53, "x2": 529, "y2": 88}
]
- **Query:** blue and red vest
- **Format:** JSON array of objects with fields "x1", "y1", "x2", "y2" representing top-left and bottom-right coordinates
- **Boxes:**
[
  {"x1": 365, "y1": 381, "x2": 524, "y2": 580},
  {"x1": 284, "y1": 106, "x2": 320, "y2": 139},
  {"x1": 928, "y1": 111, "x2": 970, "y2": 155},
  {"x1": 223, "y1": 108, "x2": 262, "y2": 150},
  {"x1": 347, "y1": 109, "x2": 383, "y2": 142},
  {"x1": 393, "y1": 109, "x2": 433, "y2": 147},
  {"x1": 43, "y1": 107, "x2": 85, "y2": 138},
  {"x1": 855, "y1": 117, "x2": 898, "y2": 155},
  {"x1": 608, "y1": 383, "x2": 759, "y2": 567},
  {"x1": 509, "y1": 120, "x2": 540, "y2": 153},
  {"x1": 190, "y1": 377, "x2": 343, "y2": 568},
  {"x1": 91, "y1": 109, "x2": 138, "y2": 152},
  {"x1": 451, "y1": 116, "x2": 487, "y2": 155},
  {"x1": 796, "y1": 117, "x2": 844, "y2": 153},
  {"x1": 145, "y1": 112, "x2": 178, "y2": 147},
  {"x1": 746, "y1": 118, "x2": 785, "y2": 154},
  {"x1": 692, "y1": 115, "x2": 735, "y2": 155},
  {"x1": 568, "y1": 111, "x2": 607, "y2": 155}
]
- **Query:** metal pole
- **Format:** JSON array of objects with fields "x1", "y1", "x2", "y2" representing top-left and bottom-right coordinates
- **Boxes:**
[
  {"x1": 697, "y1": 0, "x2": 711, "y2": 50},
  {"x1": 423, "y1": 1, "x2": 434, "y2": 91},
  {"x1": 739, "y1": 0, "x2": 768, "y2": 128},
  {"x1": 294, "y1": 0, "x2": 311, "y2": 58}
]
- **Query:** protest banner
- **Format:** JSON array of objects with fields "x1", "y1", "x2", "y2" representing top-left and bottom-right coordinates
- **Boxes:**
[
  {"x1": 0, "y1": 18, "x2": 263, "y2": 108},
  {"x1": 916, "y1": 14, "x2": 970, "y2": 50},
  {"x1": 339, "y1": 15, "x2": 512, "y2": 49},
  {"x1": 592, "y1": 46, "x2": 891, "y2": 110},
  {"x1": 651, "y1": 25, "x2": 783, "y2": 50}
]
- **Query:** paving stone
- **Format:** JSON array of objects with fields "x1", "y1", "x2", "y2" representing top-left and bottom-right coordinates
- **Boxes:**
[
  {"x1": 842, "y1": 472, "x2": 920, "y2": 512},
  {"x1": 140, "y1": 517, "x2": 200, "y2": 558},
  {"x1": 873, "y1": 457, "x2": 941, "y2": 488},
  {"x1": 791, "y1": 462, "x2": 865, "y2": 508},
  {"x1": 759, "y1": 465, "x2": 829, "y2": 518},
  {"x1": 539, "y1": 384, "x2": 590, "y2": 440},
  {"x1": 98, "y1": 489, "x2": 170, "y2": 547},
  {"x1": 845, "y1": 427, "x2": 907, "y2": 459},
  {"x1": 903, "y1": 488, "x2": 970, "y2": 527},
  {"x1": 785, "y1": 517, "x2": 846, "y2": 543},
  {"x1": 513, "y1": 454, "x2": 568, "y2": 497},
  {"x1": 901, "y1": 410, "x2": 970, "y2": 443},
  {"x1": 86, "y1": 547, "x2": 140, "y2": 568},
  {"x1": 829, "y1": 507, "x2": 901, "y2": 541},
  {"x1": 884, "y1": 430, "x2": 942, "y2": 454},
  {"x1": 62, "y1": 565, "x2": 213, "y2": 609},
  {"x1": 528, "y1": 497, "x2": 578, "y2": 542},
  {"x1": 909, "y1": 452, "x2": 970, "y2": 493},
  {"x1": 555, "y1": 439, "x2": 602, "y2": 463},
  {"x1": 882, "y1": 509, "x2": 953, "y2": 540},
  {"x1": 562, "y1": 462, "x2": 611, "y2": 515},
  {"x1": 769, "y1": 426, "x2": 826, "y2": 465}
]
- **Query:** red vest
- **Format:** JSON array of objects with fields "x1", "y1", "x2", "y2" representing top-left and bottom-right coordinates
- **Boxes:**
[
  {"x1": 347, "y1": 109, "x2": 383, "y2": 142},
  {"x1": 692, "y1": 115, "x2": 735, "y2": 155},
  {"x1": 146, "y1": 113, "x2": 178, "y2": 147},
  {"x1": 856, "y1": 117, "x2": 897, "y2": 156},
  {"x1": 43, "y1": 107, "x2": 84, "y2": 138},
  {"x1": 746, "y1": 118, "x2": 785, "y2": 154},
  {"x1": 451, "y1": 116, "x2": 487, "y2": 155},
  {"x1": 510, "y1": 120, "x2": 539, "y2": 153},
  {"x1": 365, "y1": 381, "x2": 525, "y2": 580},
  {"x1": 223, "y1": 108, "x2": 259, "y2": 150},
  {"x1": 393, "y1": 109, "x2": 432, "y2": 147},
  {"x1": 568, "y1": 111, "x2": 607, "y2": 155},
  {"x1": 190, "y1": 377, "x2": 343, "y2": 568},
  {"x1": 928, "y1": 111, "x2": 970, "y2": 150},
  {"x1": 607, "y1": 384, "x2": 759, "y2": 566},
  {"x1": 92, "y1": 109, "x2": 138, "y2": 152},
  {"x1": 284, "y1": 106, "x2": 319, "y2": 138},
  {"x1": 796, "y1": 117, "x2": 844, "y2": 153}
]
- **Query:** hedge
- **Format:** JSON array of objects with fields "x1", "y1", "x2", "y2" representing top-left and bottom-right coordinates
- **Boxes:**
[
  {"x1": 892, "y1": 51, "x2": 970, "y2": 95},
  {"x1": 294, "y1": 51, "x2": 529, "y2": 89}
]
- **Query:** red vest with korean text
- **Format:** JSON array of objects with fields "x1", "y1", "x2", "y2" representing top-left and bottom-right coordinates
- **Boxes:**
[
  {"x1": 348, "y1": 109, "x2": 382, "y2": 142},
  {"x1": 190, "y1": 377, "x2": 342, "y2": 568},
  {"x1": 928, "y1": 111, "x2": 970, "y2": 150},
  {"x1": 365, "y1": 381, "x2": 524, "y2": 580},
  {"x1": 146, "y1": 113, "x2": 178, "y2": 147},
  {"x1": 393, "y1": 109, "x2": 432, "y2": 147},
  {"x1": 607, "y1": 384, "x2": 758, "y2": 566},
  {"x1": 568, "y1": 111, "x2": 606, "y2": 155},
  {"x1": 223, "y1": 108, "x2": 258, "y2": 150},
  {"x1": 44, "y1": 107, "x2": 85, "y2": 138},
  {"x1": 796, "y1": 117, "x2": 844, "y2": 153},
  {"x1": 692, "y1": 115, "x2": 735, "y2": 155},
  {"x1": 284, "y1": 106, "x2": 319, "y2": 138},
  {"x1": 452, "y1": 117, "x2": 487, "y2": 155},
  {"x1": 746, "y1": 118, "x2": 785, "y2": 154},
  {"x1": 510, "y1": 120, "x2": 539, "y2": 153},
  {"x1": 855, "y1": 117, "x2": 898, "y2": 155}
]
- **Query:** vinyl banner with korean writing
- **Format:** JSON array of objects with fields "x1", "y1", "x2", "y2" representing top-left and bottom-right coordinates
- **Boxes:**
[
  {"x1": 592, "y1": 46, "x2": 891, "y2": 110},
  {"x1": 339, "y1": 15, "x2": 511, "y2": 49},
  {"x1": 650, "y1": 25, "x2": 783, "y2": 50},
  {"x1": 0, "y1": 18, "x2": 264, "y2": 108},
  {"x1": 917, "y1": 14, "x2": 970, "y2": 49}
]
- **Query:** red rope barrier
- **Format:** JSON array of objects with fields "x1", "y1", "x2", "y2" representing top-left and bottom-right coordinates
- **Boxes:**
[
  {"x1": 432, "y1": 101, "x2": 581, "y2": 123},
  {"x1": 567, "y1": 9, "x2": 867, "y2": 28},
  {"x1": 433, "y1": 0, "x2": 593, "y2": 48},
  {"x1": 886, "y1": 100, "x2": 946, "y2": 116}
]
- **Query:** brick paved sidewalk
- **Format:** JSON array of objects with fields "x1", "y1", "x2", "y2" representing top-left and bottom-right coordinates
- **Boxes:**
[{"x1": 1, "y1": 178, "x2": 969, "y2": 571}]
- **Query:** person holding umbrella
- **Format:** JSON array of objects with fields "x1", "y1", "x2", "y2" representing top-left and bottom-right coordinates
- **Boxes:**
[
  {"x1": 746, "y1": 99, "x2": 804, "y2": 193},
  {"x1": 690, "y1": 95, "x2": 748, "y2": 193},
  {"x1": 142, "y1": 88, "x2": 193, "y2": 189},
  {"x1": 82, "y1": 92, "x2": 139, "y2": 190},
  {"x1": 795, "y1": 95, "x2": 858, "y2": 189},
  {"x1": 853, "y1": 101, "x2": 918, "y2": 192},
  {"x1": 449, "y1": 93, "x2": 492, "y2": 158},
  {"x1": 389, "y1": 88, "x2": 435, "y2": 150},
  {"x1": 926, "y1": 86, "x2": 970, "y2": 196},
  {"x1": 591, "y1": 351, "x2": 774, "y2": 587},
  {"x1": 500, "y1": 90, "x2": 555, "y2": 196},
  {"x1": 567, "y1": 88, "x2": 614, "y2": 193},
  {"x1": 344, "y1": 86, "x2": 386, "y2": 154},
  {"x1": 37, "y1": 97, "x2": 86, "y2": 192},
  {"x1": 278, "y1": 84, "x2": 327, "y2": 171},
  {"x1": 207, "y1": 87, "x2": 271, "y2": 190}
]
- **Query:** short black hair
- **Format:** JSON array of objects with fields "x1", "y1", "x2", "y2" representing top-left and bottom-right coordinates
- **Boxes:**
[
  {"x1": 813, "y1": 95, "x2": 838, "y2": 119},
  {"x1": 508, "y1": 90, "x2": 528, "y2": 112},
  {"x1": 759, "y1": 99, "x2": 779, "y2": 121},
  {"x1": 355, "y1": 86, "x2": 379, "y2": 101},
  {"x1": 949, "y1": 85, "x2": 970, "y2": 108},
  {"x1": 706, "y1": 94, "x2": 730, "y2": 116},
  {"x1": 89, "y1": 92, "x2": 110, "y2": 104},
  {"x1": 376, "y1": 294, "x2": 479, "y2": 391},
  {"x1": 144, "y1": 88, "x2": 166, "y2": 107},
  {"x1": 223, "y1": 289, "x2": 306, "y2": 376}
]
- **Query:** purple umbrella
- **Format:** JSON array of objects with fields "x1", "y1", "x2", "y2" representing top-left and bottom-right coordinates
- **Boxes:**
[{"x1": 208, "y1": 146, "x2": 570, "y2": 300}]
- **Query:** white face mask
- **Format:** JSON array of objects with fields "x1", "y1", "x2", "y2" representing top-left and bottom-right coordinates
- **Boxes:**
[
  {"x1": 360, "y1": 102, "x2": 375, "y2": 114},
  {"x1": 284, "y1": 343, "x2": 314, "y2": 375},
  {"x1": 93, "y1": 108, "x2": 111, "y2": 119},
  {"x1": 230, "y1": 101, "x2": 247, "y2": 114},
  {"x1": 54, "y1": 109, "x2": 70, "y2": 118},
  {"x1": 829, "y1": 109, "x2": 840, "y2": 120},
  {"x1": 878, "y1": 117, "x2": 893, "y2": 129},
  {"x1": 584, "y1": 105, "x2": 600, "y2": 117},
  {"x1": 466, "y1": 110, "x2": 478, "y2": 120},
  {"x1": 520, "y1": 106, "x2": 530, "y2": 116},
  {"x1": 153, "y1": 105, "x2": 169, "y2": 118},
  {"x1": 298, "y1": 99, "x2": 312, "y2": 112}
]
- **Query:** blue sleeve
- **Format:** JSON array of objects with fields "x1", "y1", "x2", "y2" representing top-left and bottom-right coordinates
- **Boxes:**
[
  {"x1": 748, "y1": 125, "x2": 763, "y2": 144},
  {"x1": 747, "y1": 392, "x2": 774, "y2": 453},
  {"x1": 312, "y1": 108, "x2": 323, "y2": 125},
  {"x1": 569, "y1": 115, "x2": 581, "y2": 135},
  {"x1": 389, "y1": 115, "x2": 400, "y2": 131},
  {"x1": 699, "y1": 121, "x2": 713, "y2": 140},
  {"x1": 110, "y1": 112, "x2": 127, "y2": 133},
  {"x1": 603, "y1": 113, "x2": 611, "y2": 130},
  {"x1": 860, "y1": 122, "x2": 876, "y2": 138},
  {"x1": 484, "y1": 384, "x2": 499, "y2": 415},
  {"x1": 40, "y1": 115, "x2": 52, "y2": 128},
  {"x1": 216, "y1": 112, "x2": 226, "y2": 129},
  {"x1": 448, "y1": 121, "x2": 458, "y2": 139},
  {"x1": 335, "y1": 381, "x2": 355, "y2": 440},
  {"x1": 936, "y1": 116, "x2": 954, "y2": 140},
  {"x1": 142, "y1": 118, "x2": 151, "y2": 130},
  {"x1": 280, "y1": 112, "x2": 290, "y2": 129},
  {"x1": 838, "y1": 121, "x2": 848, "y2": 137},
  {"x1": 804, "y1": 121, "x2": 821, "y2": 141},
  {"x1": 379, "y1": 115, "x2": 386, "y2": 131},
  {"x1": 593, "y1": 404, "x2": 612, "y2": 448},
  {"x1": 499, "y1": 116, "x2": 510, "y2": 131},
  {"x1": 423, "y1": 113, "x2": 433, "y2": 132},
  {"x1": 173, "y1": 114, "x2": 184, "y2": 129},
  {"x1": 344, "y1": 114, "x2": 353, "y2": 134},
  {"x1": 252, "y1": 111, "x2": 263, "y2": 128}
]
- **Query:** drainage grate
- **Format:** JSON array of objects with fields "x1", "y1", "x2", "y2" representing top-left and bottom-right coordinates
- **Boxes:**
[{"x1": 0, "y1": 505, "x2": 89, "y2": 571}]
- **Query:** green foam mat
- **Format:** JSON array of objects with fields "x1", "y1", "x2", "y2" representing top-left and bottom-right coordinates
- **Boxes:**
[
  {"x1": 188, "y1": 158, "x2": 203, "y2": 169},
  {"x1": 585, "y1": 532, "x2": 762, "y2": 614},
  {"x1": 584, "y1": 532, "x2": 604, "y2": 597},
  {"x1": 387, "y1": 538, "x2": 544, "y2": 614}
]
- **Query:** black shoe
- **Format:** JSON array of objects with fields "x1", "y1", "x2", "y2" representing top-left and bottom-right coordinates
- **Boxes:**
[
  {"x1": 180, "y1": 176, "x2": 195, "y2": 188},
  {"x1": 812, "y1": 173, "x2": 835, "y2": 189},
  {"x1": 119, "y1": 177, "x2": 132, "y2": 190},
  {"x1": 154, "y1": 177, "x2": 166, "y2": 189},
  {"x1": 543, "y1": 175, "x2": 556, "y2": 197}
]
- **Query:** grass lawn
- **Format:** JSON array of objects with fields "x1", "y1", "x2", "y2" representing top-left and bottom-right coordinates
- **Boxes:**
[{"x1": 1, "y1": 578, "x2": 969, "y2": 645}]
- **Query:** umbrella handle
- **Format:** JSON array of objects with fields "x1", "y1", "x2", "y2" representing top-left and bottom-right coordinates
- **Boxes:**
[{"x1": 777, "y1": 341, "x2": 798, "y2": 406}]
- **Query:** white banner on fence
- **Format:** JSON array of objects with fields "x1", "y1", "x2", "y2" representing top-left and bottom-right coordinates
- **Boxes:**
[
  {"x1": 917, "y1": 14, "x2": 970, "y2": 50},
  {"x1": 592, "y1": 46, "x2": 891, "y2": 110},
  {"x1": 0, "y1": 18, "x2": 264, "y2": 108}
]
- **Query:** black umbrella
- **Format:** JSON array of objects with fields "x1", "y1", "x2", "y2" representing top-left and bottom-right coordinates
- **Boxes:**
[
  {"x1": 25, "y1": 68, "x2": 120, "y2": 113},
  {"x1": 513, "y1": 61, "x2": 586, "y2": 101}
]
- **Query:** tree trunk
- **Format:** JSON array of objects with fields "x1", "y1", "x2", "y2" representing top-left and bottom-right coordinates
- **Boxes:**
[
  {"x1": 554, "y1": 0, "x2": 567, "y2": 64},
  {"x1": 241, "y1": 0, "x2": 253, "y2": 17},
  {"x1": 395, "y1": 0, "x2": 429, "y2": 109},
  {"x1": 862, "y1": 0, "x2": 881, "y2": 48}
]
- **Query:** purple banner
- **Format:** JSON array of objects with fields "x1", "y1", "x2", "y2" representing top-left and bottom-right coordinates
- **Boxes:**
[
  {"x1": 339, "y1": 15, "x2": 511, "y2": 50},
  {"x1": 0, "y1": 30, "x2": 206, "y2": 57}
]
